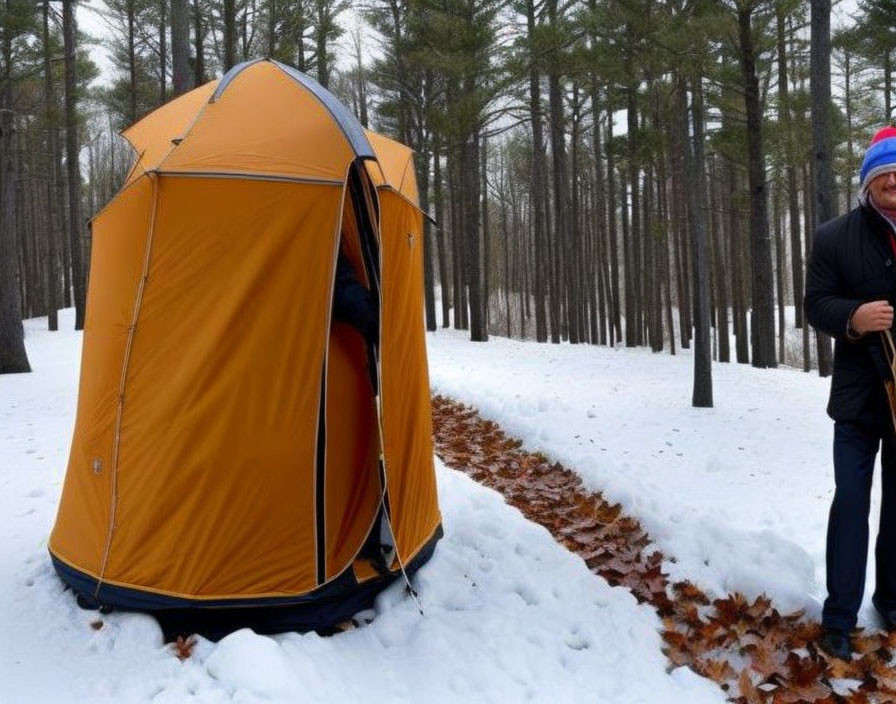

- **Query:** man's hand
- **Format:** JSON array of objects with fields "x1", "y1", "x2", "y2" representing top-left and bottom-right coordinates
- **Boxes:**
[{"x1": 851, "y1": 300, "x2": 894, "y2": 335}]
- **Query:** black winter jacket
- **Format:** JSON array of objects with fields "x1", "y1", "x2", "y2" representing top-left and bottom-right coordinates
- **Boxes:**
[
  {"x1": 332, "y1": 252, "x2": 377, "y2": 341},
  {"x1": 805, "y1": 202, "x2": 896, "y2": 425}
]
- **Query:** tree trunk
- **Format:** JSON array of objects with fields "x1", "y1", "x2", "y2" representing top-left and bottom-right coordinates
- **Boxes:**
[
  {"x1": 315, "y1": 0, "x2": 330, "y2": 88},
  {"x1": 43, "y1": 0, "x2": 60, "y2": 331},
  {"x1": 171, "y1": 0, "x2": 193, "y2": 96},
  {"x1": 803, "y1": 163, "x2": 813, "y2": 371},
  {"x1": 63, "y1": 0, "x2": 86, "y2": 330},
  {"x1": 0, "y1": 0, "x2": 30, "y2": 372},
  {"x1": 353, "y1": 28, "x2": 369, "y2": 127},
  {"x1": 128, "y1": 0, "x2": 138, "y2": 123},
  {"x1": 660, "y1": 148, "x2": 675, "y2": 355},
  {"x1": 159, "y1": 0, "x2": 167, "y2": 103},
  {"x1": 421, "y1": 148, "x2": 436, "y2": 332},
  {"x1": 466, "y1": 129, "x2": 486, "y2": 341},
  {"x1": 589, "y1": 83, "x2": 608, "y2": 345},
  {"x1": 811, "y1": 0, "x2": 834, "y2": 377},
  {"x1": 886, "y1": 50, "x2": 892, "y2": 120},
  {"x1": 223, "y1": 0, "x2": 236, "y2": 71},
  {"x1": 500, "y1": 162, "x2": 511, "y2": 338},
  {"x1": 774, "y1": 181, "x2": 786, "y2": 363},
  {"x1": 605, "y1": 91, "x2": 621, "y2": 345},
  {"x1": 433, "y1": 139, "x2": 450, "y2": 328},
  {"x1": 729, "y1": 165, "x2": 749, "y2": 364},
  {"x1": 683, "y1": 76, "x2": 712, "y2": 406},
  {"x1": 625, "y1": 65, "x2": 639, "y2": 347},
  {"x1": 481, "y1": 134, "x2": 490, "y2": 336},
  {"x1": 710, "y1": 157, "x2": 730, "y2": 362},
  {"x1": 670, "y1": 119, "x2": 690, "y2": 350},
  {"x1": 527, "y1": 0, "x2": 548, "y2": 342},
  {"x1": 547, "y1": 16, "x2": 570, "y2": 344},
  {"x1": 193, "y1": 0, "x2": 206, "y2": 85},
  {"x1": 845, "y1": 50, "x2": 853, "y2": 207},
  {"x1": 738, "y1": 4, "x2": 776, "y2": 368},
  {"x1": 776, "y1": 4, "x2": 804, "y2": 329}
]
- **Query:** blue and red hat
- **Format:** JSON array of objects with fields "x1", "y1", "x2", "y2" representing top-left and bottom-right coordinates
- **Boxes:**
[{"x1": 861, "y1": 126, "x2": 896, "y2": 192}]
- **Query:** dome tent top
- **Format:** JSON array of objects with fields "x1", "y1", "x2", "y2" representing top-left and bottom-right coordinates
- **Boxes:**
[{"x1": 211, "y1": 58, "x2": 375, "y2": 160}]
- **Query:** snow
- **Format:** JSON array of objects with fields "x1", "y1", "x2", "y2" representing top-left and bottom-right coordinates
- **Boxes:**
[
  {"x1": 427, "y1": 325, "x2": 869, "y2": 628},
  {"x1": 0, "y1": 309, "x2": 725, "y2": 703}
]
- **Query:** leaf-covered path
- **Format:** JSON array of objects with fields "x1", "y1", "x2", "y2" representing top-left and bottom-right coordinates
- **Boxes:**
[{"x1": 431, "y1": 396, "x2": 896, "y2": 704}]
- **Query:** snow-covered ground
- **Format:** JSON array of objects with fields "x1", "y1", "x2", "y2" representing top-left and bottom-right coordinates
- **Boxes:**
[
  {"x1": 428, "y1": 325, "x2": 858, "y2": 626},
  {"x1": 0, "y1": 311, "x2": 724, "y2": 703}
]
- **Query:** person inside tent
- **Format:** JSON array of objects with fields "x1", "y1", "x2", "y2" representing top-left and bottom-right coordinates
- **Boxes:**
[{"x1": 332, "y1": 250, "x2": 377, "y2": 345}]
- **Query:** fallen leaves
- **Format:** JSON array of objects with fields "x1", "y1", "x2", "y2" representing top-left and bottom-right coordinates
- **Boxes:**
[
  {"x1": 431, "y1": 395, "x2": 896, "y2": 704},
  {"x1": 171, "y1": 635, "x2": 197, "y2": 661}
]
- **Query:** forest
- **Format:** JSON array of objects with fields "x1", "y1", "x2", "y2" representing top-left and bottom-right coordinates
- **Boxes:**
[{"x1": 0, "y1": 0, "x2": 891, "y2": 406}]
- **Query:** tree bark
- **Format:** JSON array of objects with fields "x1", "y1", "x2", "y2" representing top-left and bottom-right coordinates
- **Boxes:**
[
  {"x1": 223, "y1": 0, "x2": 236, "y2": 71},
  {"x1": 886, "y1": 50, "x2": 892, "y2": 120},
  {"x1": 159, "y1": 0, "x2": 167, "y2": 103},
  {"x1": 526, "y1": 0, "x2": 548, "y2": 342},
  {"x1": 171, "y1": 0, "x2": 193, "y2": 96},
  {"x1": 605, "y1": 91, "x2": 621, "y2": 345},
  {"x1": 193, "y1": 0, "x2": 206, "y2": 84},
  {"x1": 776, "y1": 4, "x2": 804, "y2": 329},
  {"x1": 43, "y1": 0, "x2": 60, "y2": 331},
  {"x1": 738, "y1": 4, "x2": 776, "y2": 368},
  {"x1": 625, "y1": 61, "x2": 639, "y2": 347},
  {"x1": 811, "y1": 0, "x2": 834, "y2": 377},
  {"x1": 845, "y1": 50, "x2": 854, "y2": 207},
  {"x1": 63, "y1": 0, "x2": 86, "y2": 330},
  {"x1": 433, "y1": 139, "x2": 450, "y2": 328},
  {"x1": 774, "y1": 180, "x2": 786, "y2": 363},
  {"x1": 466, "y1": 127, "x2": 486, "y2": 341},
  {"x1": 709, "y1": 157, "x2": 730, "y2": 362},
  {"x1": 480, "y1": 133, "x2": 490, "y2": 336},
  {"x1": 314, "y1": 0, "x2": 332, "y2": 88},
  {"x1": 0, "y1": 0, "x2": 30, "y2": 372},
  {"x1": 683, "y1": 76, "x2": 712, "y2": 406},
  {"x1": 128, "y1": 0, "x2": 138, "y2": 123}
]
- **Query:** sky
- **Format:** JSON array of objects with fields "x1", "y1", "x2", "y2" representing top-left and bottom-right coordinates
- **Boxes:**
[{"x1": 76, "y1": 0, "x2": 116, "y2": 86}]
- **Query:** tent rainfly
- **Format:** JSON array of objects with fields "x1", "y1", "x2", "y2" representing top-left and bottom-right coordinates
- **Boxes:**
[{"x1": 49, "y1": 59, "x2": 442, "y2": 637}]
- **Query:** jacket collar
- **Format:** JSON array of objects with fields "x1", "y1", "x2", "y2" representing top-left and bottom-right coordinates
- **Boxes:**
[{"x1": 860, "y1": 197, "x2": 896, "y2": 240}]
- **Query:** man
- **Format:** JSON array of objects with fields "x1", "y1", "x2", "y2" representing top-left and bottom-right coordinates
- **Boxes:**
[{"x1": 805, "y1": 125, "x2": 896, "y2": 660}]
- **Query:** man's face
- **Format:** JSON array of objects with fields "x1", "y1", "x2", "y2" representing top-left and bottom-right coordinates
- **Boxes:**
[{"x1": 870, "y1": 170, "x2": 896, "y2": 210}]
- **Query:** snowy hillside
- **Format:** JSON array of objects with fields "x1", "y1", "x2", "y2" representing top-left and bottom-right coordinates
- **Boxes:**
[{"x1": 0, "y1": 311, "x2": 724, "y2": 703}]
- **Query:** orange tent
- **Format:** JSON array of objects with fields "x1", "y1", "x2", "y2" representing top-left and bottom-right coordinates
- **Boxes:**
[{"x1": 49, "y1": 59, "x2": 441, "y2": 635}]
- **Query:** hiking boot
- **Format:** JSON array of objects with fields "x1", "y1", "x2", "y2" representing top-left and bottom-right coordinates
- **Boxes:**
[{"x1": 818, "y1": 628, "x2": 853, "y2": 660}]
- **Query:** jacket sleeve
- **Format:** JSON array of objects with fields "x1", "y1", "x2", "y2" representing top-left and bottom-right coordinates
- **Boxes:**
[
  {"x1": 804, "y1": 224, "x2": 863, "y2": 343},
  {"x1": 332, "y1": 253, "x2": 377, "y2": 341}
]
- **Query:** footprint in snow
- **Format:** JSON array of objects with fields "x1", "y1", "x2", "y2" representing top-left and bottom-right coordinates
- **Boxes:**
[{"x1": 564, "y1": 632, "x2": 590, "y2": 651}]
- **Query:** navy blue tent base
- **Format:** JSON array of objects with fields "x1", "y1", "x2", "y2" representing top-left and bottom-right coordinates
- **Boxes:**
[{"x1": 55, "y1": 525, "x2": 442, "y2": 642}]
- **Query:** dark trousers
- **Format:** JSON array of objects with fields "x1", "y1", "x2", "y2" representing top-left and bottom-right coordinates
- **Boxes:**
[{"x1": 823, "y1": 420, "x2": 896, "y2": 630}]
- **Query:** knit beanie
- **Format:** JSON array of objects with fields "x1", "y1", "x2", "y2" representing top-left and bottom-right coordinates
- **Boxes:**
[{"x1": 860, "y1": 126, "x2": 896, "y2": 192}]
